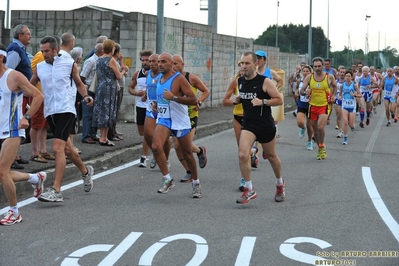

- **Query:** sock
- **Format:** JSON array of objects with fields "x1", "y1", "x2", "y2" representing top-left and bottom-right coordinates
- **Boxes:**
[
  {"x1": 319, "y1": 143, "x2": 325, "y2": 148},
  {"x1": 344, "y1": 135, "x2": 348, "y2": 138},
  {"x1": 10, "y1": 206, "x2": 18, "y2": 215},
  {"x1": 163, "y1": 173, "x2": 171, "y2": 181},
  {"x1": 276, "y1": 177, "x2": 283, "y2": 185},
  {"x1": 360, "y1": 111, "x2": 365, "y2": 121},
  {"x1": 197, "y1": 147, "x2": 203, "y2": 155},
  {"x1": 192, "y1": 179, "x2": 200, "y2": 185},
  {"x1": 141, "y1": 155, "x2": 146, "y2": 159},
  {"x1": 275, "y1": 124, "x2": 279, "y2": 136},
  {"x1": 27, "y1": 173, "x2": 39, "y2": 184},
  {"x1": 245, "y1": 181, "x2": 253, "y2": 191}
]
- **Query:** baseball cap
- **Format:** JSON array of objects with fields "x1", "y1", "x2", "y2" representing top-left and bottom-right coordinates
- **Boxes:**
[{"x1": 255, "y1": 50, "x2": 267, "y2": 58}]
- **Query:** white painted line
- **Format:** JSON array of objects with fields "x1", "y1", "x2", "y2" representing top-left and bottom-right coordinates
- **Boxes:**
[
  {"x1": 0, "y1": 159, "x2": 141, "y2": 215},
  {"x1": 362, "y1": 166, "x2": 399, "y2": 242}
]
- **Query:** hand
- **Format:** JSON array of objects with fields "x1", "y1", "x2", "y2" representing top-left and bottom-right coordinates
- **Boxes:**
[
  {"x1": 18, "y1": 117, "x2": 29, "y2": 130},
  {"x1": 135, "y1": 90, "x2": 146, "y2": 97},
  {"x1": 251, "y1": 97, "x2": 263, "y2": 106},
  {"x1": 232, "y1": 95, "x2": 241, "y2": 104},
  {"x1": 151, "y1": 101, "x2": 158, "y2": 113},
  {"x1": 163, "y1": 89, "x2": 174, "y2": 100},
  {"x1": 84, "y1": 96, "x2": 94, "y2": 107}
]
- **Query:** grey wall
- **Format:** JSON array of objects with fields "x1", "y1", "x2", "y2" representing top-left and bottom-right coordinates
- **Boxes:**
[{"x1": 3, "y1": 9, "x2": 307, "y2": 121}]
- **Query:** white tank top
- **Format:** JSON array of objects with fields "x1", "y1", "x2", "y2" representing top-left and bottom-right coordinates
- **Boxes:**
[
  {"x1": 0, "y1": 69, "x2": 25, "y2": 139},
  {"x1": 136, "y1": 68, "x2": 148, "y2": 108}
]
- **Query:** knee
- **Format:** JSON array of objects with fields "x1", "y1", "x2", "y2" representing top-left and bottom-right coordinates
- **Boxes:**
[{"x1": 238, "y1": 150, "x2": 249, "y2": 162}]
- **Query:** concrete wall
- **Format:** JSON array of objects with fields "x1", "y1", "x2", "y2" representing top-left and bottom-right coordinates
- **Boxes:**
[{"x1": 2, "y1": 9, "x2": 307, "y2": 121}]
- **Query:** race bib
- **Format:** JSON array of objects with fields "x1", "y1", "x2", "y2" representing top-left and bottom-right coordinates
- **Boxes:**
[
  {"x1": 342, "y1": 98, "x2": 355, "y2": 108},
  {"x1": 157, "y1": 103, "x2": 170, "y2": 118}
]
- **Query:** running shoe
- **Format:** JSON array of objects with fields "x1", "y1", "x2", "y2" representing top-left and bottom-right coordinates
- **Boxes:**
[
  {"x1": 239, "y1": 177, "x2": 245, "y2": 192},
  {"x1": 157, "y1": 178, "x2": 175, "y2": 194},
  {"x1": 359, "y1": 122, "x2": 364, "y2": 128},
  {"x1": 292, "y1": 111, "x2": 296, "y2": 117},
  {"x1": 391, "y1": 113, "x2": 395, "y2": 119},
  {"x1": 366, "y1": 117, "x2": 370, "y2": 126},
  {"x1": 387, "y1": 121, "x2": 392, "y2": 127},
  {"x1": 236, "y1": 189, "x2": 257, "y2": 204},
  {"x1": 251, "y1": 154, "x2": 259, "y2": 168},
  {"x1": 275, "y1": 180, "x2": 286, "y2": 202},
  {"x1": 342, "y1": 137, "x2": 348, "y2": 145},
  {"x1": 139, "y1": 157, "x2": 147, "y2": 168},
  {"x1": 307, "y1": 141, "x2": 313, "y2": 151},
  {"x1": 38, "y1": 187, "x2": 63, "y2": 202},
  {"x1": 82, "y1": 165, "x2": 94, "y2": 192},
  {"x1": 32, "y1": 171, "x2": 47, "y2": 198},
  {"x1": 326, "y1": 118, "x2": 330, "y2": 125},
  {"x1": 191, "y1": 183, "x2": 202, "y2": 198},
  {"x1": 180, "y1": 172, "x2": 193, "y2": 183},
  {"x1": 351, "y1": 126, "x2": 355, "y2": 132},
  {"x1": 197, "y1": 146, "x2": 207, "y2": 168},
  {"x1": 298, "y1": 127, "x2": 306, "y2": 139},
  {"x1": 335, "y1": 125, "x2": 339, "y2": 130},
  {"x1": 336, "y1": 131, "x2": 344, "y2": 138},
  {"x1": 395, "y1": 116, "x2": 398, "y2": 123},
  {"x1": 262, "y1": 151, "x2": 268, "y2": 160},
  {"x1": 373, "y1": 107, "x2": 377, "y2": 114},
  {"x1": 0, "y1": 210, "x2": 22, "y2": 226},
  {"x1": 319, "y1": 147, "x2": 327, "y2": 160},
  {"x1": 150, "y1": 158, "x2": 157, "y2": 168}
]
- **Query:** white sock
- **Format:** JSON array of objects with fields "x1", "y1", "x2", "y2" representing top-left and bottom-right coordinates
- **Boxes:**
[
  {"x1": 163, "y1": 173, "x2": 171, "y2": 181},
  {"x1": 141, "y1": 155, "x2": 146, "y2": 159},
  {"x1": 10, "y1": 206, "x2": 18, "y2": 215},
  {"x1": 27, "y1": 173, "x2": 39, "y2": 184},
  {"x1": 245, "y1": 181, "x2": 253, "y2": 191},
  {"x1": 276, "y1": 177, "x2": 283, "y2": 185},
  {"x1": 192, "y1": 179, "x2": 200, "y2": 185}
]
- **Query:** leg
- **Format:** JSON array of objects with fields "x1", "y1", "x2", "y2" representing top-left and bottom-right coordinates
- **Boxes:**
[
  {"x1": 152, "y1": 125, "x2": 172, "y2": 175},
  {"x1": 238, "y1": 130, "x2": 256, "y2": 182}
]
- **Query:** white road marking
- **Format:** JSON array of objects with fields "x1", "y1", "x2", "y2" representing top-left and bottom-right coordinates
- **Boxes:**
[{"x1": 362, "y1": 166, "x2": 399, "y2": 242}]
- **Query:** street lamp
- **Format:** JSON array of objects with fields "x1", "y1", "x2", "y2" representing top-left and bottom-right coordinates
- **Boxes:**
[
  {"x1": 365, "y1": 15, "x2": 371, "y2": 63},
  {"x1": 308, "y1": 0, "x2": 312, "y2": 65},
  {"x1": 276, "y1": 1, "x2": 279, "y2": 47},
  {"x1": 326, "y1": 0, "x2": 329, "y2": 58}
]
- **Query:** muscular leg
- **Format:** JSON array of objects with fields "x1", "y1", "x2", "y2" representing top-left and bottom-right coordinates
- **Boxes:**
[
  {"x1": 177, "y1": 133, "x2": 198, "y2": 180},
  {"x1": 238, "y1": 130, "x2": 256, "y2": 182},
  {"x1": 261, "y1": 137, "x2": 282, "y2": 179},
  {"x1": 152, "y1": 125, "x2": 171, "y2": 175}
]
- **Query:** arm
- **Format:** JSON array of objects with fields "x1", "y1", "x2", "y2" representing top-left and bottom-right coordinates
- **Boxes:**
[
  {"x1": 109, "y1": 57, "x2": 126, "y2": 80},
  {"x1": 300, "y1": 74, "x2": 311, "y2": 96},
  {"x1": 294, "y1": 79, "x2": 301, "y2": 97},
  {"x1": 271, "y1": 70, "x2": 284, "y2": 92},
  {"x1": 190, "y1": 74, "x2": 210, "y2": 107},
  {"x1": 163, "y1": 75, "x2": 197, "y2": 105},
  {"x1": 128, "y1": 71, "x2": 140, "y2": 96},
  {"x1": 5, "y1": 51, "x2": 21, "y2": 70},
  {"x1": 30, "y1": 67, "x2": 40, "y2": 87},
  {"x1": 72, "y1": 62, "x2": 93, "y2": 106},
  {"x1": 223, "y1": 79, "x2": 238, "y2": 106},
  {"x1": 11, "y1": 72, "x2": 44, "y2": 129},
  {"x1": 328, "y1": 74, "x2": 337, "y2": 101}
]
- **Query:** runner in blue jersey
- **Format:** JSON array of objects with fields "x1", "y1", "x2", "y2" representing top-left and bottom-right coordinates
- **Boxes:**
[
  {"x1": 151, "y1": 53, "x2": 201, "y2": 198},
  {"x1": 339, "y1": 71, "x2": 361, "y2": 145},
  {"x1": 380, "y1": 68, "x2": 399, "y2": 126}
]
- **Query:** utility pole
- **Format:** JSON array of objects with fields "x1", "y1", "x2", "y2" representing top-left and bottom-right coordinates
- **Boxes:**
[
  {"x1": 156, "y1": 0, "x2": 164, "y2": 54},
  {"x1": 308, "y1": 0, "x2": 312, "y2": 65}
]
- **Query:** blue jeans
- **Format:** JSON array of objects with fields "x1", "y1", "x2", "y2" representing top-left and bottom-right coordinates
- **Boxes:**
[{"x1": 81, "y1": 99, "x2": 97, "y2": 141}]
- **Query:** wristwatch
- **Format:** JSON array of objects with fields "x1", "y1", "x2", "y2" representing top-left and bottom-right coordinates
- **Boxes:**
[
  {"x1": 198, "y1": 101, "x2": 202, "y2": 106},
  {"x1": 24, "y1": 114, "x2": 31, "y2": 121},
  {"x1": 263, "y1": 99, "x2": 268, "y2": 105},
  {"x1": 172, "y1": 96, "x2": 178, "y2": 102}
]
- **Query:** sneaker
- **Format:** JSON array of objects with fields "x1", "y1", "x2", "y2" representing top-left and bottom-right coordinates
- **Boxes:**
[
  {"x1": 387, "y1": 121, "x2": 392, "y2": 127},
  {"x1": 262, "y1": 151, "x2": 268, "y2": 160},
  {"x1": 251, "y1": 154, "x2": 259, "y2": 168},
  {"x1": 359, "y1": 122, "x2": 364, "y2": 128},
  {"x1": 139, "y1": 157, "x2": 147, "y2": 168},
  {"x1": 336, "y1": 131, "x2": 344, "y2": 138},
  {"x1": 275, "y1": 180, "x2": 286, "y2": 202},
  {"x1": 307, "y1": 141, "x2": 313, "y2": 151},
  {"x1": 366, "y1": 117, "x2": 370, "y2": 126},
  {"x1": 342, "y1": 136, "x2": 348, "y2": 145},
  {"x1": 335, "y1": 125, "x2": 339, "y2": 130},
  {"x1": 395, "y1": 116, "x2": 398, "y2": 123},
  {"x1": 157, "y1": 178, "x2": 175, "y2": 194},
  {"x1": 180, "y1": 172, "x2": 193, "y2": 183},
  {"x1": 150, "y1": 158, "x2": 157, "y2": 168},
  {"x1": 236, "y1": 188, "x2": 258, "y2": 204},
  {"x1": 38, "y1": 187, "x2": 63, "y2": 202},
  {"x1": 292, "y1": 111, "x2": 296, "y2": 117},
  {"x1": 81, "y1": 165, "x2": 94, "y2": 193},
  {"x1": 236, "y1": 189, "x2": 257, "y2": 204},
  {"x1": 32, "y1": 171, "x2": 47, "y2": 198},
  {"x1": 239, "y1": 177, "x2": 245, "y2": 192},
  {"x1": 298, "y1": 127, "x2": 306, "y2": 139},
  {"x1": 191, "y1": 183, "x2": 202, "y2": 198},
  {"x1": 0, "y1": 210, "x2": 22, "y2": 226},
  {"x1": 197, "y1": 146, "x2": 207, "y2": 168},
  {"x1": 326, "y1": 118, "x2": 330, "y2": 125},
  {"x1": 319, "y1": 147, "x2": 327, "y2": 160},
  {"x1": 351, "y1": 126, "x2": 355, "y2": 132},
  {"x1": 373, "y1": 107, "x2": 377, "y2": 114}
]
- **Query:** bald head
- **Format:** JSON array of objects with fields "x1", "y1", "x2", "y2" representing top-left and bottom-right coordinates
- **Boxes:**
[
  {"x1": 94, "y1": 43, "x2": 104, "y2": 56},
  {"x1": 172, "y1": 54, "x2": 185, "y2": 73},
  {"x1": 158, "y1": 53, "x2": 174, "y2": 74},
  {"x1": 61, "y1": 33, "x2": 75, "y2": 51}
]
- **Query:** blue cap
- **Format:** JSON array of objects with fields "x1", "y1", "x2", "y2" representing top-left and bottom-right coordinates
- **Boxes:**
[{"x1": 255, "y1": 50, "x2": 267, "y2": 58}]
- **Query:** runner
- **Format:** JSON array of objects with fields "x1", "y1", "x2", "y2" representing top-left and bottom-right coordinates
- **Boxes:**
[
  {"x1": 339, "y1": 71, "x2": 361, "y2": 144},
  {"x1": 299, "y1": 57, "x2": 337, "y2": 160}
]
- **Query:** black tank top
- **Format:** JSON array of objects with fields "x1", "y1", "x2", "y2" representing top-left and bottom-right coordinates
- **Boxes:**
[{"x1": 238, "y1": 74, "x2": 275, "y2": 129}]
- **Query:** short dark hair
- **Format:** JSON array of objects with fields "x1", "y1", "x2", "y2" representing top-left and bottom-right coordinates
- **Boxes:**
[
  {"x1": 243, "y1": 52, "x2": 257, "y2": 63},
  {"x1": 312, "y1": 57, "x2": 324, "y2": 65},
  {"x1": 40, "y1": 36, "x2": 59, "y2": 50},
  {"x1": 345, "y1": 70, "x2": 353, "y2": 77},
  {"x1": 140, "y1": 50, "x2": 152, "y2": 60}
]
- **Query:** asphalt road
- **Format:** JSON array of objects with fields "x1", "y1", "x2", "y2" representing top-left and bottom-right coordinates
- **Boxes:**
[{"x1": 1, "y1": 104, "x2": 398, "y2": 266}]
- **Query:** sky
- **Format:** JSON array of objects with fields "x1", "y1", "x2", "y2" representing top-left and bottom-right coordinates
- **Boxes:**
[{"x1": 1, "y1": 0, "x2": 397, "y2": 53}]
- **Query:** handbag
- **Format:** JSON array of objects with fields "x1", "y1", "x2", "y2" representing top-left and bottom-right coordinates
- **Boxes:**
[{"x1": 88, "y1": 72, "x2": 98, "y2": 93}]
